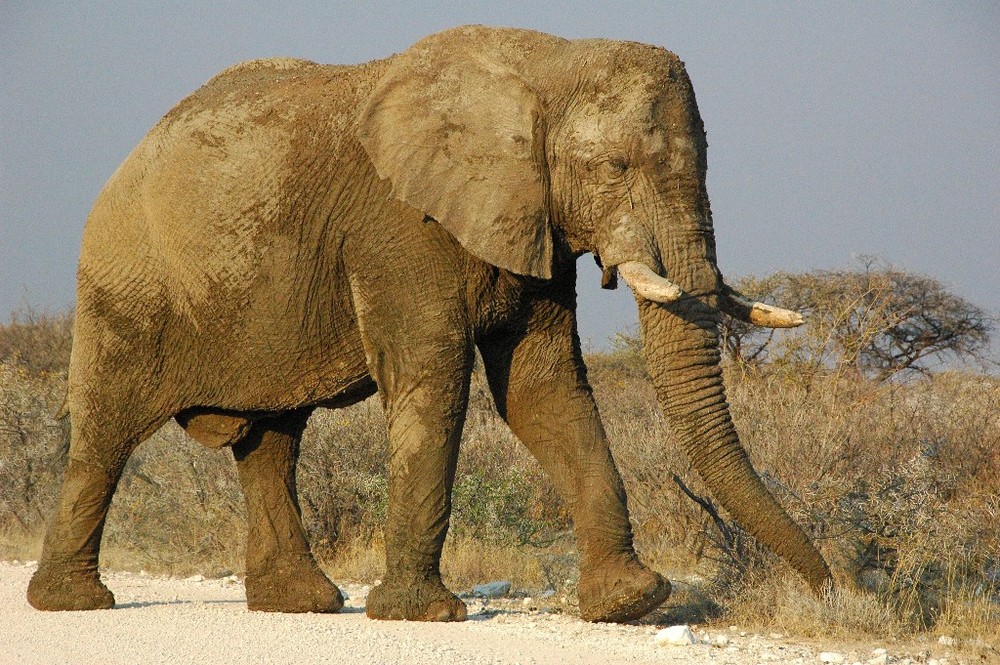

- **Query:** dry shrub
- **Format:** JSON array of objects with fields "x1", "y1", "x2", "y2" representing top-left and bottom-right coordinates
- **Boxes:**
[
  {"x1": 2, "y1": 306, "x2": 999, "y2": 646},
  {"x1": 100, "y1": 422, "x2": 246, "y2": 575},
  {"x1": 297, "y1": 401, "x2": 390, "y2": 556},
  {"x1": 0, "y1": 362, "x2": 69, "y2": 554},
  {"x1": 452, "y1": 372, "x2": 565, "y2": 546},
  {"x1": 441, "y1": 536, "x2": 548, "y2": 591},
  {"x1": 721, "y1": 570, "x2": 909, "y2": 639},
  {"x1": 584, "y1": 339, "x2": 1000, "y2": 643},
  {"x1": 728, "y1": 369, "x2": 1000, "y2": 586},
  {"x1": 298, "y1": 371, "x2": 565, "y2": 568},
  {"x1": 586, "y1": 367, "x2": 696, "y2": 569},
  {"x1": 321, "y1": 534, "x2": 385, "y2": 582},
  {"x1": 0, "y1": 306, "x2": 73, "y2": 374},
  {"x1": 680, "y1": 366, "x2": 1000, "y2": 645}
]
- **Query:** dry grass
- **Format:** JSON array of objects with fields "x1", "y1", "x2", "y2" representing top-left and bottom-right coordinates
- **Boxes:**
[
  {"x1": 721, "y1": 570, "x2": 910, "y2": 639},
  {"x1": 2, "y1": 311, "x2": 998, "y2": 650}
]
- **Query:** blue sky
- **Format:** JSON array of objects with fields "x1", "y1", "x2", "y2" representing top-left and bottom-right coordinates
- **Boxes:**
[{"x1": 1, "y1": 2, "x2": 997, "y2": 349}]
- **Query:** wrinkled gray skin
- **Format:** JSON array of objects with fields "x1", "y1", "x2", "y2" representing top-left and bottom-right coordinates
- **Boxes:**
[{"x1": 27, "y1": 26, "x2": 832, "y2": 621}]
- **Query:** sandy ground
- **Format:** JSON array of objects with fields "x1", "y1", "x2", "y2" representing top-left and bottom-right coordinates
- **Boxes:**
[{"x1": 0, "y1": 561, "x2": 973, "y2": 665}]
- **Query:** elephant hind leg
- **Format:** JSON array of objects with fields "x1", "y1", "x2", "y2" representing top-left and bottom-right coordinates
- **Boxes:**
[
  {"x1": 27, "y1": 457, "x2": 126, "y2": 610},
  {"x1": 27, "y1": 403, "x2": 168, "y2": 611},
  {"x1": 232, "y1": 408, "x2": 343, "y2": 613}
]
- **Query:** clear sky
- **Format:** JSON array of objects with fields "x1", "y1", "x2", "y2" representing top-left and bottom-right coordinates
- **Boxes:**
[{"x1": 1, "y1": 2, "x2": 997, "y2": 349}]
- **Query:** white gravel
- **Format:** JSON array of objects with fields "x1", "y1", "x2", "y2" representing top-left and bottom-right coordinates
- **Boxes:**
[{"x1": 0, "y1": 561, "x2": 959, "y2": 665}]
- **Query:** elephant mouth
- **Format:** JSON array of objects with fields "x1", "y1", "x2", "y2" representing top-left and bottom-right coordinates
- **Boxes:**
[{"x1": 614, "y1": 260, "x2": 804, "y2": 329}]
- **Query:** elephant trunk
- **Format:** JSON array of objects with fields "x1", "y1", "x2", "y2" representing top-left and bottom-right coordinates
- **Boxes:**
[{"x1": 637, "y1": 295, "x2": 832, "y2": 592}]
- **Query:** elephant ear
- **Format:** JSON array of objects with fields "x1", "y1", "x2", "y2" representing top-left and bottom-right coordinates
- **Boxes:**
[{"x1": 357, "y1": 27, "x2": 553, "y2": 279}]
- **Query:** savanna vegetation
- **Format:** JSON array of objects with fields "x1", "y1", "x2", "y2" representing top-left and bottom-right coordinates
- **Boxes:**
[{"x1": 1, "y1": 266, "x2": 997, "y2": 652}]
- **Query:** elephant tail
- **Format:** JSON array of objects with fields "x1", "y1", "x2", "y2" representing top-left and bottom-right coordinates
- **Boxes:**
[{"x1": 54, "y1": 394, "x2": 69, "y2": 420}]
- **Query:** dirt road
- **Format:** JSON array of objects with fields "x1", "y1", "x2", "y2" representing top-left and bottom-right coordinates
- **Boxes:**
[{"x1": 0, "y1": 561, "x2": 950, "y2": 664}]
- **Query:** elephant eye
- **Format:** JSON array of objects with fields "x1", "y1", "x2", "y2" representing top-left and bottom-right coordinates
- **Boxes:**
[{"x1": 600, "y1": 157, "x2": 629, "y2": 178}]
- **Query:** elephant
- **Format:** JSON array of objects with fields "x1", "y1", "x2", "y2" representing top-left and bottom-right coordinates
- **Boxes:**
[{"x1": 27, "y1": 25, "x2": 832, "y2": 621}]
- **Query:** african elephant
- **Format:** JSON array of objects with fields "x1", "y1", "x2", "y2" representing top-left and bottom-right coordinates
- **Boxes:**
[{"x1": 27, "y1": 25, "x2": 832, "y2": 621}]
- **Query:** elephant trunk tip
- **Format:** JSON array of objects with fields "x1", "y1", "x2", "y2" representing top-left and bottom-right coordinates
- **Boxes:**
[
  {"x1": 806, "y1": 557, "x2": 835, "y2": 596},
  {"x1": 804, "y1": 565, "x2": 835, "y2": 597},
  {"x1": 782, "y1": 538, "x2": 834, "y2": 597}
]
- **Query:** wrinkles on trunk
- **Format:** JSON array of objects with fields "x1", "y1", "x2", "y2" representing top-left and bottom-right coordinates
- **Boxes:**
[{"x1": 638, "y1": 298, "x2": 832, "y2": 592}]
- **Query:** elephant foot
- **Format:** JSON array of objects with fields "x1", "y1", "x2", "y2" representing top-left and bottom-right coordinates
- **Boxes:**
[
  {"x1": 27, "y1": 563, "x2": 115, "y2": 611},
  {"x1": 578, "y1": 558, "x2": 671, "y2": 623},
  {"x1": 245, "y1": 554, "x2": 344, "y2": 613},
  {"x1": 365, "y1": 576, "x2": 467, "y2": 621}
]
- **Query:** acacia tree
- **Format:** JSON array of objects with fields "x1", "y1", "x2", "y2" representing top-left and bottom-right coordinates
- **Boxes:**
[{"x1": 718, "y1": 265, "x2": 993, "y2": 380}]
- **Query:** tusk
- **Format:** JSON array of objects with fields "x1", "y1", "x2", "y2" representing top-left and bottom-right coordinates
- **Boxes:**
[
  {"x1": 617, "y1": 262, "x2": 684, "y2": 303},
  {"x1": 719, "y1": 285, "x2": 805, "y2": 328}
]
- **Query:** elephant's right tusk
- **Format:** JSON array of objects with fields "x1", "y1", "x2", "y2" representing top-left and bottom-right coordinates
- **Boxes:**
[
  {"x1": 617, "y1": 262, "x2": 684, "y2": 303},
  {"x1": 719, "y1": 285, "x2": 805, "y2": 328}
]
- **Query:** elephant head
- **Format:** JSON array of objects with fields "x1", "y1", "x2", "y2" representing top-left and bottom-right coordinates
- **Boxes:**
[{"x1": 358, "y1": 26, "x2": 832, "y2": 591}]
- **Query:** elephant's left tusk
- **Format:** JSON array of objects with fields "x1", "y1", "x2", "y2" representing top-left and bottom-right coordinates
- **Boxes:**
[
  {"x1": 617, "y1": 262, "x2": 684, "y2": 303},
  {"x1": 719, "y1": 285, "x2": 805, "y2": 328}
]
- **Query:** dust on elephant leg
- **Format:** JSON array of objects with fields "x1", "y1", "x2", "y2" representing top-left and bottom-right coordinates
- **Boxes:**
[
  {"x1": 577, "y1": 558, "x2": 671, "y2": 622},
  {"x1": 366, "y1": 577, "x2": 467, "y2": 621},
  {"x1": 361, "y1": 373, "x2": 471, "y2": 622},
  {"x1": 27, "y1": 399, "x2": 162, "y2": 611},
  {"x1": 363, "y1": 375, "x2": 471, "y2": 622},
  {"x1": 348, "y1": 233, "x2": 476, "y2": 621},
  {"x1": 26, "y1": 565, "x2": 114, "y2": 611},
  {"x1": 26, "y1": 457, "x2": 121, "y2": 610},
  {"x1": 243, "y1": 553, "x2": 343, "y2": 614},
  {"x1": 232, "y1": 409, "x2": 343, "y2": 613}
]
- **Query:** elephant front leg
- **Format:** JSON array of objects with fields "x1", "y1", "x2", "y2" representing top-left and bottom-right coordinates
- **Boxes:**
[
  {"x1": 232, "y1": 409, "x2": 343, "y2": 613},
  {"x1": 363, "y1": 349, "x2": 472, "y2": 621},
  {"x1": 479, "y1": 305, "x2": 671, "y2": 622}
]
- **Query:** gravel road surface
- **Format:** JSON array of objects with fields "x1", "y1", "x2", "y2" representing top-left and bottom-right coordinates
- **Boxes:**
[{"x1": 0, "y1": 561, "x2": 969, "y2": 665}]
